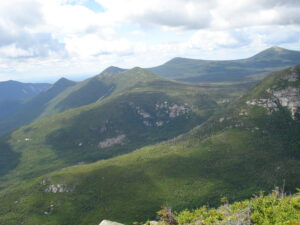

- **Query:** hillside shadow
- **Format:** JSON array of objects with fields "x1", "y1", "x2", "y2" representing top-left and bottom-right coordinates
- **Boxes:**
[
  {"x1": 0, "y1": 134, "x2": 20, "y2": 177},
  {"x1": 45, "y1": 92, "x2": 209, "y2": 165}
]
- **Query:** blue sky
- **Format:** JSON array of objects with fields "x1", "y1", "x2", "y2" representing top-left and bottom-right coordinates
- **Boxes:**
[{"x1": 0, "y1": 0, "x2": 300, "y2": 82}]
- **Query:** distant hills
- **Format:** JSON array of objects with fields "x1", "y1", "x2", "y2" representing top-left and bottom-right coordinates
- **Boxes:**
[
  {"x1": 0, "y1": 80, "x2": 50, "y2": 101},
  {"x1": 0, "y1": 65, "x2": 299, "y2": 225},
  {"x1": 0, "y1": 80, "x2": 51, "y2": 122},
  {"x1": 0, "y1": 66, "x2": 240, "y2": 135},
  {"x1": 148, "y1": 46, "x2": 300, "y2": 82},
  {"x1": 1, "y1": 46, "x2": 299, "y2": 132},
  {"x1": 0, "y1": 78, "x2": 76, "y2": 134}
]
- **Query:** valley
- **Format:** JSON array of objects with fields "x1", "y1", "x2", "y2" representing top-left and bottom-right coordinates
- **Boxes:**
[{"x1": 0, "y1": 48, "x2": 299, "y2": 225}]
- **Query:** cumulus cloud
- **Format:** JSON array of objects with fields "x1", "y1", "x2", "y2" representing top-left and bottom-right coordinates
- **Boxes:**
[
  {"x1": 1, "y1": 0, "x2": 300, "y2": 81},
  {"x1": 97, "y1": 0, "x2": 300, "y2": 29},
  {"x1": 0, "y1": 0, "x2": 44, "y2": 28},
  {"x1": 0, "y1": 0, "x2": 66, "y2": 60}
]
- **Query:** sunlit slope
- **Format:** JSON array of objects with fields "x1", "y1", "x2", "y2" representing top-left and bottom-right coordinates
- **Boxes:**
[{"x1": 38, "y1": 67, "x2": 164, "y2": 118}]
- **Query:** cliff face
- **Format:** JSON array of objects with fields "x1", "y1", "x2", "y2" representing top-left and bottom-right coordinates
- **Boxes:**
[{"x1": 246, "y1": 66, "x2": 300, "y2": 120}]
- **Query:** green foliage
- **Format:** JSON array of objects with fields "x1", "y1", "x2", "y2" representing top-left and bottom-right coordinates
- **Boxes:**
[
  {"x1": 160, "y1": 189, "x2": 300, "y2": 225},
  {"x1": 251, "y1": 189, "x2": 300, "y2": 225}
]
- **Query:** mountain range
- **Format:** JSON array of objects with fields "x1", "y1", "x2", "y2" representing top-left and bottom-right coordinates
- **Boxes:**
[
  {"x1": 149, "y1": 46, "x2": 300, "y2": 82},
  {"x1": 0, "y1": 80, "x2": 51, "y2": 122},
  {"x1": 0, "y1": 47, "x2": 299, "y2": 225},
  {"x1": 2, "y1": 46, "x2": 299, "y2": 135},
  {"x1": 0, "y1": 78, "x2": 76, "y2": 134},
  {"x1": 0, "y1": 80, "x2": 51, "y2": 101}
]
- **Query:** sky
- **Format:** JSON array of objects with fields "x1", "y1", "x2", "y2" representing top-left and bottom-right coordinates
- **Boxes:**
[{"x1": 0, "y1": 0, "x2": 300, "y2": 82}]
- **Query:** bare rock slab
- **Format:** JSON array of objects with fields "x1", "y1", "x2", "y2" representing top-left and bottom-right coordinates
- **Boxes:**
[{"x1": 99, "y1": 220, "x2": 124, "y2": 225}]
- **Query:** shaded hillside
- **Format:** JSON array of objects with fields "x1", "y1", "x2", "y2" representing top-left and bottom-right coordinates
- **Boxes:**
[
  {"x1": 149, "y1": 46, "x2": 300, "y2": 82},
  {"x1": 0, "y1": 68, "x2": 217, "y2": 188},
  {"x1": 0, "y1": 78, "x2": 76, "y2": 135},
  {"x1": 0, "y1": 80, "x2": 51, "y2": 122},
  {"x1": 0, "y1": 80, "x2": 50, "y2": 100},
  {"x1": 0, "y1": 99, "x2": 23, "y2": 121},
  {"x1": 0, "y1": 66, "x2": 299, "y2": 225}
]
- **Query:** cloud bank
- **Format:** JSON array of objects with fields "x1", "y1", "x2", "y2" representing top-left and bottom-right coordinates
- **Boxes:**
[{"x1": 0, "y1": 0, "x2": 300, "y2": 81}]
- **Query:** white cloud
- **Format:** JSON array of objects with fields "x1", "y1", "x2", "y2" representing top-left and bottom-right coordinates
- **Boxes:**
[
  {"x1": 96, "y1": 0, "x2": 300, "y2": 29},
  {"x1": 188, "y1": 30, "x2": 240, "y2": 50},
  {"x1": 65, "y1": 34, "x2": 132, "y2": 57},
  {"x1": 1, "y1": 0, "x2": 300, "y2": 82},
  {"x1": 0, "y1": 44, "x2": 33, "y2": 58}
]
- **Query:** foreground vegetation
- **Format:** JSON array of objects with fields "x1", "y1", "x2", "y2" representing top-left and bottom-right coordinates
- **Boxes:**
[{"x1": 154, "y1": 188, "x2": 300, "y2": 225}]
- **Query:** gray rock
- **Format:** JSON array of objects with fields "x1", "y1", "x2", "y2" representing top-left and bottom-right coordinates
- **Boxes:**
[
  {"x1": 246, "y1": 85, "x2": 300, "y2": 119},
  {"x1": 99, "y1": 220, "x2": 124, "y2": 225},
  {"x1": 98, "y1": 135, "x2": 126, "y2": 148}
]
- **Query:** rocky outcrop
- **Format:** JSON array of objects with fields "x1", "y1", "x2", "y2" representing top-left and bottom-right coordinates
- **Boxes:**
[
  {"x1": 41, "y1": 180, "x2": 75, "y2": 193},
  {"x1": 155, "y1": 102, "x2": 192, "y2": 118},
  {"x1": 246, "y1": 98, "x2": 279, "y2": 114},
  {"x1": 129, "y1": 101, "x2": 192, "y2": 127},
  {"x1": 273, "y1": 87, "x2": 300, "y2": 119},
  {"x1": 99, "y1": 220, "x2": 124, "y2": 225},
  {"x1": 282, "y1": 67, "x2": 298, "y2": 82},
  {"x1": 44, "y1": 184, "x2": 71, "y2": 193},
  {"x1": 98, "y1": 135, "x2": 126, "y2": 148},
  {"x1": 246, "y1": 70, "x2": 300, "y2": 120}
]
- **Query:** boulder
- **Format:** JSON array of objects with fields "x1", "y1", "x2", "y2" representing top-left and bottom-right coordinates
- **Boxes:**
[{"x1": 99, "y1": 220, "x2": 124, "y2": 225}]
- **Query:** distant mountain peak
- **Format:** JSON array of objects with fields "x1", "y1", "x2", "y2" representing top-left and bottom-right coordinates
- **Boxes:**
[
  {"x1": 167, "y1": 57, "x2": 189, "y2": 63},
  {"x1": 131, "y1": 66, "x2": 144, "y2": 71},
  {"x1": 52, "y1": 77, "x2": 76, "y2": 88},
  {"x1": 265, "y1": 46, "x2": 290, "y2": 53},
  {"x1": 270, "y1": 46, "x2": 286, "y2": 51},
  {"x1": 55, "y1": 77, "x2": 74, "y2": 83},
  {"x1": 2, "y1": 80, "x2": 22, "y2": 84},
  {"x1": 0, "y1": 80, "x2": 51, "y2": 101},
  {"x1": 250, "y1": 46, "x2": 298, "y2": 61},
  {"x1": 58, "y1": 77, "x2": 69, "y2": 81},
  {"x1": 101, "y1": 66, "x2": 126, "y2": 74}
]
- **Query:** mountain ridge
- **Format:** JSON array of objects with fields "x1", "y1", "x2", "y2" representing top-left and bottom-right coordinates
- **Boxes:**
[
  {"x1": 148, "y1": 46, "x2": 300, "y2": 82},
  {"x1": 0, "y1": 80, "x2": 51, "y2": 101},
  {"x1": 0, "y1": 77, "x2": 76, "y2": 135}
]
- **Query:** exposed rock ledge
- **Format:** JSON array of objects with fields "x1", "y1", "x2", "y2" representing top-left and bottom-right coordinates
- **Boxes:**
[
  {"x1": 99, "y1": 220, "x2": 124, "y2": 225},
  {"x1": 98, "y1": 134, "x2": 126, "y2": 148},
  {"x1": 246, "y1": 85, "x2": 300, "y2": 119},
  {"x1": 44, "y1": 184, "x2": 73, "y2": 193}
]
